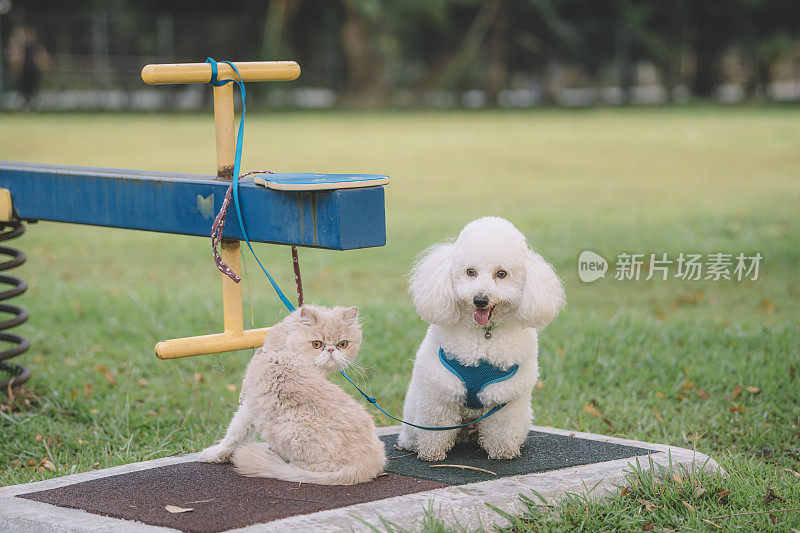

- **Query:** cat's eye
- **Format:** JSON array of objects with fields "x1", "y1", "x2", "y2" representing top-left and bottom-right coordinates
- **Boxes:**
[
  {"x1": 495, "y1": 269, "x2": 507, "y2": 279},
  {"x1": 337, "y1": 340, "x2": 349, "y2": 349},
  {"x1": 466, "y1": 268, "x2": 476, "y2": 277},
  {"x1": 311, "y1": 340, "x2": 323, "y2": 349}
]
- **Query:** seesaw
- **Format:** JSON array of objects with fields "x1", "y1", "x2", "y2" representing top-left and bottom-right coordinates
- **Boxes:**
[{"x1": 0, "y1": 59, "x2": 388, "y2": 389}]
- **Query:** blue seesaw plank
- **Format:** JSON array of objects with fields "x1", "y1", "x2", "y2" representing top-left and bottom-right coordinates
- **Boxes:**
[
  {"x1": 254, "y1": 173, "x2": 389, "y2": 191},
  {"x1": 0, "y1": 161, "x2": 386, "y2": 250}
]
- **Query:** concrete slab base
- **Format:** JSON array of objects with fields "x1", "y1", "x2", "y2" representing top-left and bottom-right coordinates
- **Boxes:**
[{"x1": 0, "y1": 425, "x2": 721, "y2": 532}]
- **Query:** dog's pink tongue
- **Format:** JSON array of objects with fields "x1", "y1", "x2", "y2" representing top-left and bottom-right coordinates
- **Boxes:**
[{"x1": 474, "y1": 308, "x2": 490, "y2": 325}]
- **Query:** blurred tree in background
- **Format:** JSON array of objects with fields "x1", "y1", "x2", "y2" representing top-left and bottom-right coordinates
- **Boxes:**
[{"x1": 1, "y1": 0, "x2": 798, "y2": 109}]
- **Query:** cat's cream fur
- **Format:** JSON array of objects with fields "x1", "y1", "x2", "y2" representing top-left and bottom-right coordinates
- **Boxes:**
[{"x1": 198, "y1": 305, "x2": 386, "y2": 485}]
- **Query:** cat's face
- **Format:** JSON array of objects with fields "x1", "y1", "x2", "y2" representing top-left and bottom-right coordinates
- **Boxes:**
[{"x1": 286, "y1": 305, "x2": 362, "y2": 374}]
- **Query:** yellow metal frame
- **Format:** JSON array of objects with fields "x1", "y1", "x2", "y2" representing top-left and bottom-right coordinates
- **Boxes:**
[
  {"x1": 143, "y1": 60, "x2": 301, "y2": 359},
  {"x1": 0, "y1": 189, "x2": 13, "y2": 222}
]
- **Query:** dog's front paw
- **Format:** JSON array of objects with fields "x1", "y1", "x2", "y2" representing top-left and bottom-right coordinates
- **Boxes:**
[
  {"x1": 198, "y1": 443, "x2": 234, "y2": 463},
  {"x1": 417, "y1": 449, "x2": 448, "y2": 462},
  {"x1": 487, "y1": 447, "x2": 522, "y2": 460},
  {"x1": 483, "y1": 440, "x2": 523, "y2": 460}
]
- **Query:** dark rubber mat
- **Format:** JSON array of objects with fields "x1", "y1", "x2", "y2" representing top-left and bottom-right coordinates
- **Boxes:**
[
  {"x1": 382, "y1": 430, "x2": 653, "y2": 485},
  {"x1": 19, "y1": 462, "x2": 447, "y2": 533},
  {"x1": 18, "y1": 430, "x2": 652, "y2": 531}
]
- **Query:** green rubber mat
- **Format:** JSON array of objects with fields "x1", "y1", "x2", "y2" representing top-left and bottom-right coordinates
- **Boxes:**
[{"x1": 382, "y1": 430, "x2": 653, "y2": 485}]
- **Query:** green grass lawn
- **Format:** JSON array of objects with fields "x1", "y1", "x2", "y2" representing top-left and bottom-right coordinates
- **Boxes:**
[{"x1": 1, "y1": 108, "x2": 798, "y2": 531}]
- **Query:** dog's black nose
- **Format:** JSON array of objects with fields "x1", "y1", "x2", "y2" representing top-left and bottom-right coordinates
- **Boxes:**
[{"x1": 473, "y1": 295, "x2": 490, "y2": 309}]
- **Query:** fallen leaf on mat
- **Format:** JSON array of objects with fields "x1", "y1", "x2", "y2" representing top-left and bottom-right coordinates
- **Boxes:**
[{"x1": 165, "y1": 505, "x2": 194, "y2": 514}]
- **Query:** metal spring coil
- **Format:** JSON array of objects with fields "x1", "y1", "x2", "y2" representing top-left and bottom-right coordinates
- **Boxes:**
[{"x1": 0, "y1": 221, "x2": 30, "y2": 390}]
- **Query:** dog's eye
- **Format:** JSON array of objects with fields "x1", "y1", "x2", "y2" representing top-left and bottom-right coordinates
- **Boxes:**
[
  {"x1": 311, "y1": 340, "x2": 323, "y2": 349},
  {"x1": 466, "y1": 268, "x2": 476, "y2": 277},
  {"x1": 337, "y1": 340, "x2": 349, "y2": 349},
  {"x1": 495, "y1": 269, "x2": 507, "y2": 279}
]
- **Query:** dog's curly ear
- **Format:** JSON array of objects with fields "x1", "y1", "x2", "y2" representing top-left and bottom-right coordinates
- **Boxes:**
[
  {"x1": 516, "y1": 249, "x2": 565, "y2": 330},
  {"x1": 409, "y1": 242, "x2": 460, "y2": 325}
]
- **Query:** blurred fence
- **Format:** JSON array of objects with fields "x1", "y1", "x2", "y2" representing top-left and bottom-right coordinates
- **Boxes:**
[{"x1": 2, "y1": 1, "x2": 799, "y2": 111}]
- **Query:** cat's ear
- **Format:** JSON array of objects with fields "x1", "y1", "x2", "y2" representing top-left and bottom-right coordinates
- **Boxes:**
[
  {"x1": 300, "y1": 305, "x2": 319, "y2": 324},
  {"x1": 342, "y1": 306, "x2": 359, "y2": 322}
]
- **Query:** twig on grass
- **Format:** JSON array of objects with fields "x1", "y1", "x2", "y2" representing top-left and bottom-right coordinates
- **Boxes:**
[
  {"x1": 709, "y1": 507, "x2": 799, "y2": 520},
  {"x1": 430, "y1": 464, "x2": 497, "y2": 475},
  {"x1": 42, "y1": 436, "x2": 56, "y2": 466}
]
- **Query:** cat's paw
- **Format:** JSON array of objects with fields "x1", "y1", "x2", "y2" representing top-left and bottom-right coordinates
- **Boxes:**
[{"x1": 198, "y1": 443, "x2": 234, "y2": 463}]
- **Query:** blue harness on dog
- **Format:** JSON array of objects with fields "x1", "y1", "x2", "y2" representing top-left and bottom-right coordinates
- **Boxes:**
[
  {"x1": 339, "y1": 347, "x2": 518, "y2": 431},
  {"x1": 438, "y1": 348, "x2": 519, "y2": 409}
]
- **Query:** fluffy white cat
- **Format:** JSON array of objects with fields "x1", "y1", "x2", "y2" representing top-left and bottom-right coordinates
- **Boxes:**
[{"x1": 199, "y1": 305, "x2": 386, "y2": 485}]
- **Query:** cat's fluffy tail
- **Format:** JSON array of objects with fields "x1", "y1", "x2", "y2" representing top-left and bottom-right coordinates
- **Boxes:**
[{"x1": 232, "y1": 443, "x2": 382, "y2": 486}]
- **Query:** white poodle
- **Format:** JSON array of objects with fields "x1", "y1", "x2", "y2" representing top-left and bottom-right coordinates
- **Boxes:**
[{"x1": 397, "y1": 217, "x2": 565, "y2": 461}]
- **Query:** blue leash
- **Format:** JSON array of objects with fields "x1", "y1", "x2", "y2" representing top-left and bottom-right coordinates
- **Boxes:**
[
  {"x1": 206, "y1": 57, "x2": 504, "y2": 431},
  {"x1": 205, "y1": 57, "x2": 296, "y2": 312},
  {"x1": 339, "y1": 370, "x2": 506, "y2": 431}
]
